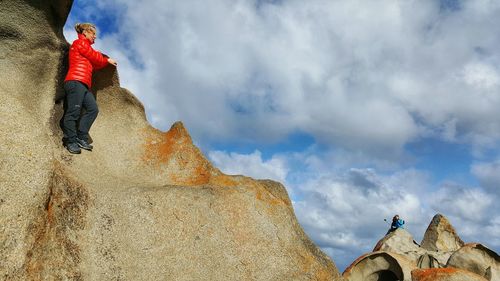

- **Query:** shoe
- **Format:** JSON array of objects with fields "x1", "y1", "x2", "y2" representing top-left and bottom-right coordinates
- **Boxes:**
[
  {"x1": 76, "y1": 138, "x2": 93, "y2": 151},
  {"x1": 66, "y1": 142, "x2": 81, "y2": 154}
]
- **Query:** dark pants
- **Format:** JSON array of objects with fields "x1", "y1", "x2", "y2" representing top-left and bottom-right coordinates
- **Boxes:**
[{"x1": 60, "y1": 80, "x2": 99, "y2": 144}]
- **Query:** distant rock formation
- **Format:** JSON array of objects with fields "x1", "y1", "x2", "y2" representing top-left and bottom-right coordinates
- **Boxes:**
[
  {"x1": 0, "y1": 0, "x2": 341, "y2": 280},
  {"x1": 373, "y1": 226, "x2": 423, "y2": 262},
  {"x1": 343, "y1": 214, "x2": 499, "y2": 281},
  {"x1": 420, "y1": 214, "x2": 464, "y2": 252}
]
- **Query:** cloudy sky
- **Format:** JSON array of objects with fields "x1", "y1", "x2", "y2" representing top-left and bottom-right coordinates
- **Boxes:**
[{"x1": 65, "y1": 0, "x2": 500, "y2": 271}]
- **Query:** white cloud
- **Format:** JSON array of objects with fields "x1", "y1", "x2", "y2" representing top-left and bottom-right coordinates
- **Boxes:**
[
  {"x1": 291, "y1": 167, "x2": 431, "y2": 269},
  {"x1": 430, "y1": 183, "x2": 493, "y2": 221},
  {"x1": 462, "y1": 62, "x2": 500, "y2": 89},
  {"x1": 66, "y1": 0, "x2": 500, "y2": 158},
  {"x1": 65, "y1": 0, "x2": 500, "y2": 160},
  {"x1": 471, "y1": 160, "x2": 500, "y2": 194},
  {"x1": 208, "y1": 150, "x2": 288, "y2": 183}
]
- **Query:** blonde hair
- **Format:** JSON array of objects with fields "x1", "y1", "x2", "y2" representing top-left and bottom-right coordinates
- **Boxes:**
[{"x1": 74, "y1": 23, "x2": 97, "y2": 34}]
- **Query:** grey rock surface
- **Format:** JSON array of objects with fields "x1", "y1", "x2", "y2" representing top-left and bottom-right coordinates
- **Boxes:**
[
  {"x1": 373, "y1": 229, "x2": 452, "y2": 266},
  {"x1": 447, "y1": 243, "x2": 500, "y2": 281},
  {"x1": 0, "y1": 1, "x2": 341, "y2": 280},
  {"x1": 373, "y1": 229, "x2": 424, "y2": 262}
]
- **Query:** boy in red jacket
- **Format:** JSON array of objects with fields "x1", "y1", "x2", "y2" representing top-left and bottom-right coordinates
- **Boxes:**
[{"x1": 61, "y1": 23, "x2": 117, "y2": 154}]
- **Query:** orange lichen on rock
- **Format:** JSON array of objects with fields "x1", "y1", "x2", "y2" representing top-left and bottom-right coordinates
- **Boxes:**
[
  {"x1": 142, "y1": 122, "x2": 192, "y2": 166},
  {"x1": 412, "y1": 267, "x2": 459, "y2": 279},
  {"x1": 412, "y1": 267, "x2": 487, "y2": 281},
  {"x1": 169, "y1": 161, "x2": 211, "y2": 186},
  {"x1": 294, "y1": 250, "x2": 337, "y2": 281},
  {"x1": 24, "y1": 161, "x2": 89, "y2": 280},
  {"x1": 210, "y1": 173, "x2": 238, "y2": 187},
  {"x1": 255, "y1": 187, "x2": 288, "y2": 206},
  {"x1": 314, "y1": 267, "x2": 335, "y2": 281},
  {"x1": 141, "y1": 122, "x2": 256, "y2": 188},
  {"x1": 298, "y1": 252, "x2": 316, "y2": 277},
  {"x1": 250, "y1": 180, "x2": 291, "y2": 207},
  {"x1": 142, "y1": 122, "x2": 220, "y2": 186}
]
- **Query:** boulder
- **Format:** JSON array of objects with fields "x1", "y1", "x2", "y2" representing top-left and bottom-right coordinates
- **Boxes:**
[
  {"x1": 420, "y1": 214, "x2": 464, "y2": 252},
  {"x1": 343, "y1": 251, "x2": 415, "y2": 281},
  {"x1": 411, "y1": 268, "x2": 488, "y2": 281},
  {"x1": 417, "y1": 253, "x2": 443, "y2": 269},
  {"x1": 446, "y1": 243, "x2": 500, "y2": 281},
  {"x1": 0, "y1": 1, "x2": 341, "y2": 280},
  {"x1": 373, "y1": 228, "x2": 424, "y2": 262}
]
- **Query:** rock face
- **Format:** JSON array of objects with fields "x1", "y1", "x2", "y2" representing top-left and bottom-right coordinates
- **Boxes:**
[
  {"x1": 373, "y1": 228, "x2": 423, "y2": 262},
  {"x1": 420, "y1": 214, "x2": 464, "y2": 252},
  {"x1": 447, "y1": 243, "x2": 500, "y2": 281},
  {"x1": 343, "y1": 215, "x2": 499, "y2": 281},
  {"x1": 372, "y1": 229, "x2": 451, "y2": 267},
  {"x1": 0, "y1": 0, "x2": 72, "y2": 279},
  {"x1": 343, "y1": 251, "x2": 415, "y2": 281},
  {"x1": 0, "y1": 1, "x2": 341, "y2": 280}
]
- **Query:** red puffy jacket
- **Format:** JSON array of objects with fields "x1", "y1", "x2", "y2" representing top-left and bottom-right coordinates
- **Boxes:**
[{"x1": 64, "y1": 33, "x2": 109, "y2": 88}]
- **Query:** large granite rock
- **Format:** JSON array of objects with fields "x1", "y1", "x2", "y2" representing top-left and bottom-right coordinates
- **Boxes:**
[
  {"x1": 0, "y1": 1, "x2": 341, "y2": 280},
  {"x1": 420, "y1": 214, "x2": 464, "y2": 252},
  {"x1": 343, "y1": 251, "x2": 415, "y2": 281},
  {"x1": 373, "y1": 228, "x2": 423, "y2": 262},
  {"x1": 0, "y1": 0, "x2": 71, "y2": 279},
  {"x1": 372, "y1": 228, "x2": 450, "y2": 266},
  {"x1": 447, "y1": 243, "x2": 500, "y2": 281}
]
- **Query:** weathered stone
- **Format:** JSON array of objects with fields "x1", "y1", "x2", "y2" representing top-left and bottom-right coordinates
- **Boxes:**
[
  {"x1": 343, "y1": 251, "x2": 415, "y2": 281},
  {"x1": 411, "y1": 268, "x2": 488, "y2": 281},
  {"x1": 421, "y1": 214, "x2": 464, "y2": 252},
  {"x1": 417, "y1": 253, "x2": 443, "y2": 269},
  {"x1": 0, "y1": 1, "x2": 71, "y2": 279},
  {"x1": 373, "y1": 228, "x2": 426, "y2": 263},
  {"x1": 446, "y1": 243, "x2": 500, "y2": 281},
  {"x1": 347, "y1": 214, "x2": 497, "y2": 281},
  {"x1": 0, "y1": 1, "x2": 341, "y2": 280},
  {"x1": 371, "y1": 226, "x2": 459, "y2": 268}
]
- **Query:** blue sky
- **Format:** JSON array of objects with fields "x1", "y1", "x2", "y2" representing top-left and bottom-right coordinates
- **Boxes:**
[{"x1": 65, "y1": 0, "x2": 500, "y2": 271}]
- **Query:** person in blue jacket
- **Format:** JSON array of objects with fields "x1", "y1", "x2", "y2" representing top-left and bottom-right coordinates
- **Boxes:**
[{"x1": 387, "y1": 215, "x2": 405, "y2": 234}]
